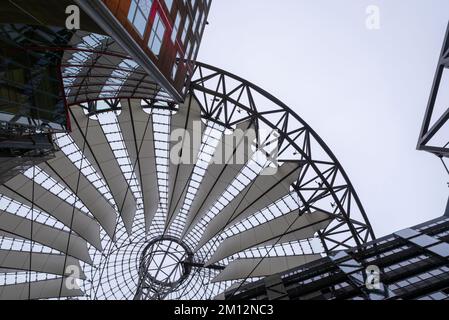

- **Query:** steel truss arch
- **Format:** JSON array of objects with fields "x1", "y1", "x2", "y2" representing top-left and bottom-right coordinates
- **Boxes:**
[
  {"x1": 0, "y1": 61, "x2": 375, "y2": 300},
  {"x1": 188, "y1": 62, "x2": 375, "y2": 252}
]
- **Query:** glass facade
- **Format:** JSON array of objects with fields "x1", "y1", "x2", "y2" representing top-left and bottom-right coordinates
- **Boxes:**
[
  {"x1": 103, "y1": 0, "x2": 212, "y2": 99},
  {"x1": 0, "y1": 0, "x2": 213, "y2": 133},
  {"x1": 148, "y1": 12, "x2": 166, "y2": 56},
  {"x1": 225, "y1": 216, "x2": 449, "y2": 301},
  {"x1": 0, "y1": 24, "x2": 71, "y2": 133},
  {"x1": 127, "y1": 0, "x2": 153, "y2": 36}
]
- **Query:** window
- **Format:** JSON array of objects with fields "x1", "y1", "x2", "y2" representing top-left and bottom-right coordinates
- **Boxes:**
[
  {"x1": 165, "y1": 0, "x2": 174, "y2": 11},
  {"x1": 193, "y1": 10, "x2": 201, "y2": 33},
  {"x1": 171, "y1": 13, "x2": 181, "y2": 43},
  {"x1": 127, "y1": 0, "x2": 153, "y2": 37},
  {"x1": 182, "y1": 16, "x2": 191, "y2": 43},
  {"x1": 185, "y1": 41, "x2": 192, "y2": 59},
  {"x1": 198, "y1": 12, "x2": 206, "y2": 35},
  {"x1": 197, "y1": 17, "x2": 204, "y2": 34},
  {"x1": 191, "y1": 41, "x2": 198, "y2": 60},
  {"x1": 172, "y1": 53, "x2": 180, "y2": 80},
  {"x1": 148, "y1": 12, "x2": 166, "y2": 56},
  {"x1": 428, "y1": 243, "x2": 449, "y2": 258},
  {"x1": 410, "y1": 235, "x2": 439, "y2": 248},
  {"x1": 395, "y1": 228, "x2": 420, "y2": 240}
]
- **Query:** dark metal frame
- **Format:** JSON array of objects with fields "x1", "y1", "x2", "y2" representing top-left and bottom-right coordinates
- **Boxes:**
[
  {"x1": 77, "y1": 61, "x2": 377, "y2": 300},
  {"x1": 134, "y1": 236, "x2": 194, "y2": 300},
  {"x1": 0, "y1": 23, "x2": 74, "y2": 134},
  {"x1": 75, "y1": 0, "x2": 183, "y2": 103},
  {"x1": 188, "y1": 62, "x2": 375, "y2": 253},
  {"x1": 418, "y1": 23, "x2": 449, "y2": 158},
  {"x1": 0, "y1": 49, "x2": 376, "y2": 299},
  {"x1": 227, "y1": 217, "x2": 449, "y2": 301}
]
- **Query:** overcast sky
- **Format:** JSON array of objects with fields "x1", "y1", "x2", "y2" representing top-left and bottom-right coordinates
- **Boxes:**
[{"x1": 197, "y1": 0, "x2": 449, "y2": 237}]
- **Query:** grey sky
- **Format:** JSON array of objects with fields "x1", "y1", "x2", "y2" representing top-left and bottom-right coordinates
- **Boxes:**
[{"x1": 197, "y1": 0, "x2": 449, "y2": 237}]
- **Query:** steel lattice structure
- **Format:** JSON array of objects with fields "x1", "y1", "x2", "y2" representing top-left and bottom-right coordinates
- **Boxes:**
[
  {"x1": 0, "y1": 56, "x2": 375, "y2": 299},
  {"x1": 418, "y1": 23, "x2": 449, "y2": 176}
]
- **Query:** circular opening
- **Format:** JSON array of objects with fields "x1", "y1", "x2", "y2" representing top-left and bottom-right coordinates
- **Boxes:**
[{"x1": 139, "y1": 237, "x2": 193, "y2": 289}]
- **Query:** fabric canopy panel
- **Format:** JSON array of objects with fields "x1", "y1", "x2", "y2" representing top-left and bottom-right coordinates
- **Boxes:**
[
  {"x1": 63, "y1": 36, "x2": 119, "y2": 103},
  {"x1": 212, "y1": 255, "x2": 322, "y2": 283},
  {"x1": 69, "y1": 106, "x2": 136, "y2": 235},
  {"x1": 0, "y1": 51, "x2": 375, "y2": 300},
  {"x1": 166, "y1": 95, "x2": 205, "y2": 228},
  {"x1": 0, "y1": 250, "x2": 85, "y2": 279},
  {"x1": 196, "y1": 162, "x2": 302, "y2": 250},
  {"x1": 41, "y1": 153, "x2": 117, "y2": 240},
  {"x1": 207, "y1": 210, "x2": 332, "y2": 265},
  {"x1": 1, "y1": 174, "x2": 102, "y2": 250},
  {"x1": 67, "y1": 52, "x2": 120, "y2": 101},
  {"x1": 118, "y1": 99, "x2": 158, "y2": 233},
  {"x1": 182, "y1": 120, "x2": 256, "y2": 239},
  {"x1": 63, "y1": 32, "x2": 162, "y2": 105},
  {"x1": 0, "y1": 210, "x2": 92, "y2": 264},
  {"x1": 0, "y1": 278, "x2": 84, "y2": 300}
]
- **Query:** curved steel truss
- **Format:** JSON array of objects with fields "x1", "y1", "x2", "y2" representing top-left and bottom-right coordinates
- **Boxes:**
[
  {"x1": 0, "y1": 62, "x2": 374, "y2": 300},
  {"x1": 418, "y1": 23, "x2": 449, "y2": 177}
]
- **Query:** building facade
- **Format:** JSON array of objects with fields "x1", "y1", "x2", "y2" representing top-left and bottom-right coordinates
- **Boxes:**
[
  {"x1": 80, "y1": 0, "x2": 211, "y2": 101},
  {"x1": 417, "y1": 23, "x2": 449, "y2": 160},
  {"x1": 0, "y1": 0, "x2": 211, "y2": 133},
  {"x1": 101, "y1": 0, "x2": 211, "y2": 97},
  {"x1": 225, "y1": 215, "x2": 449, "y2": 301},
  {"x1": 0, "y1": 0, "x2": 211, "y2": 185}
]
